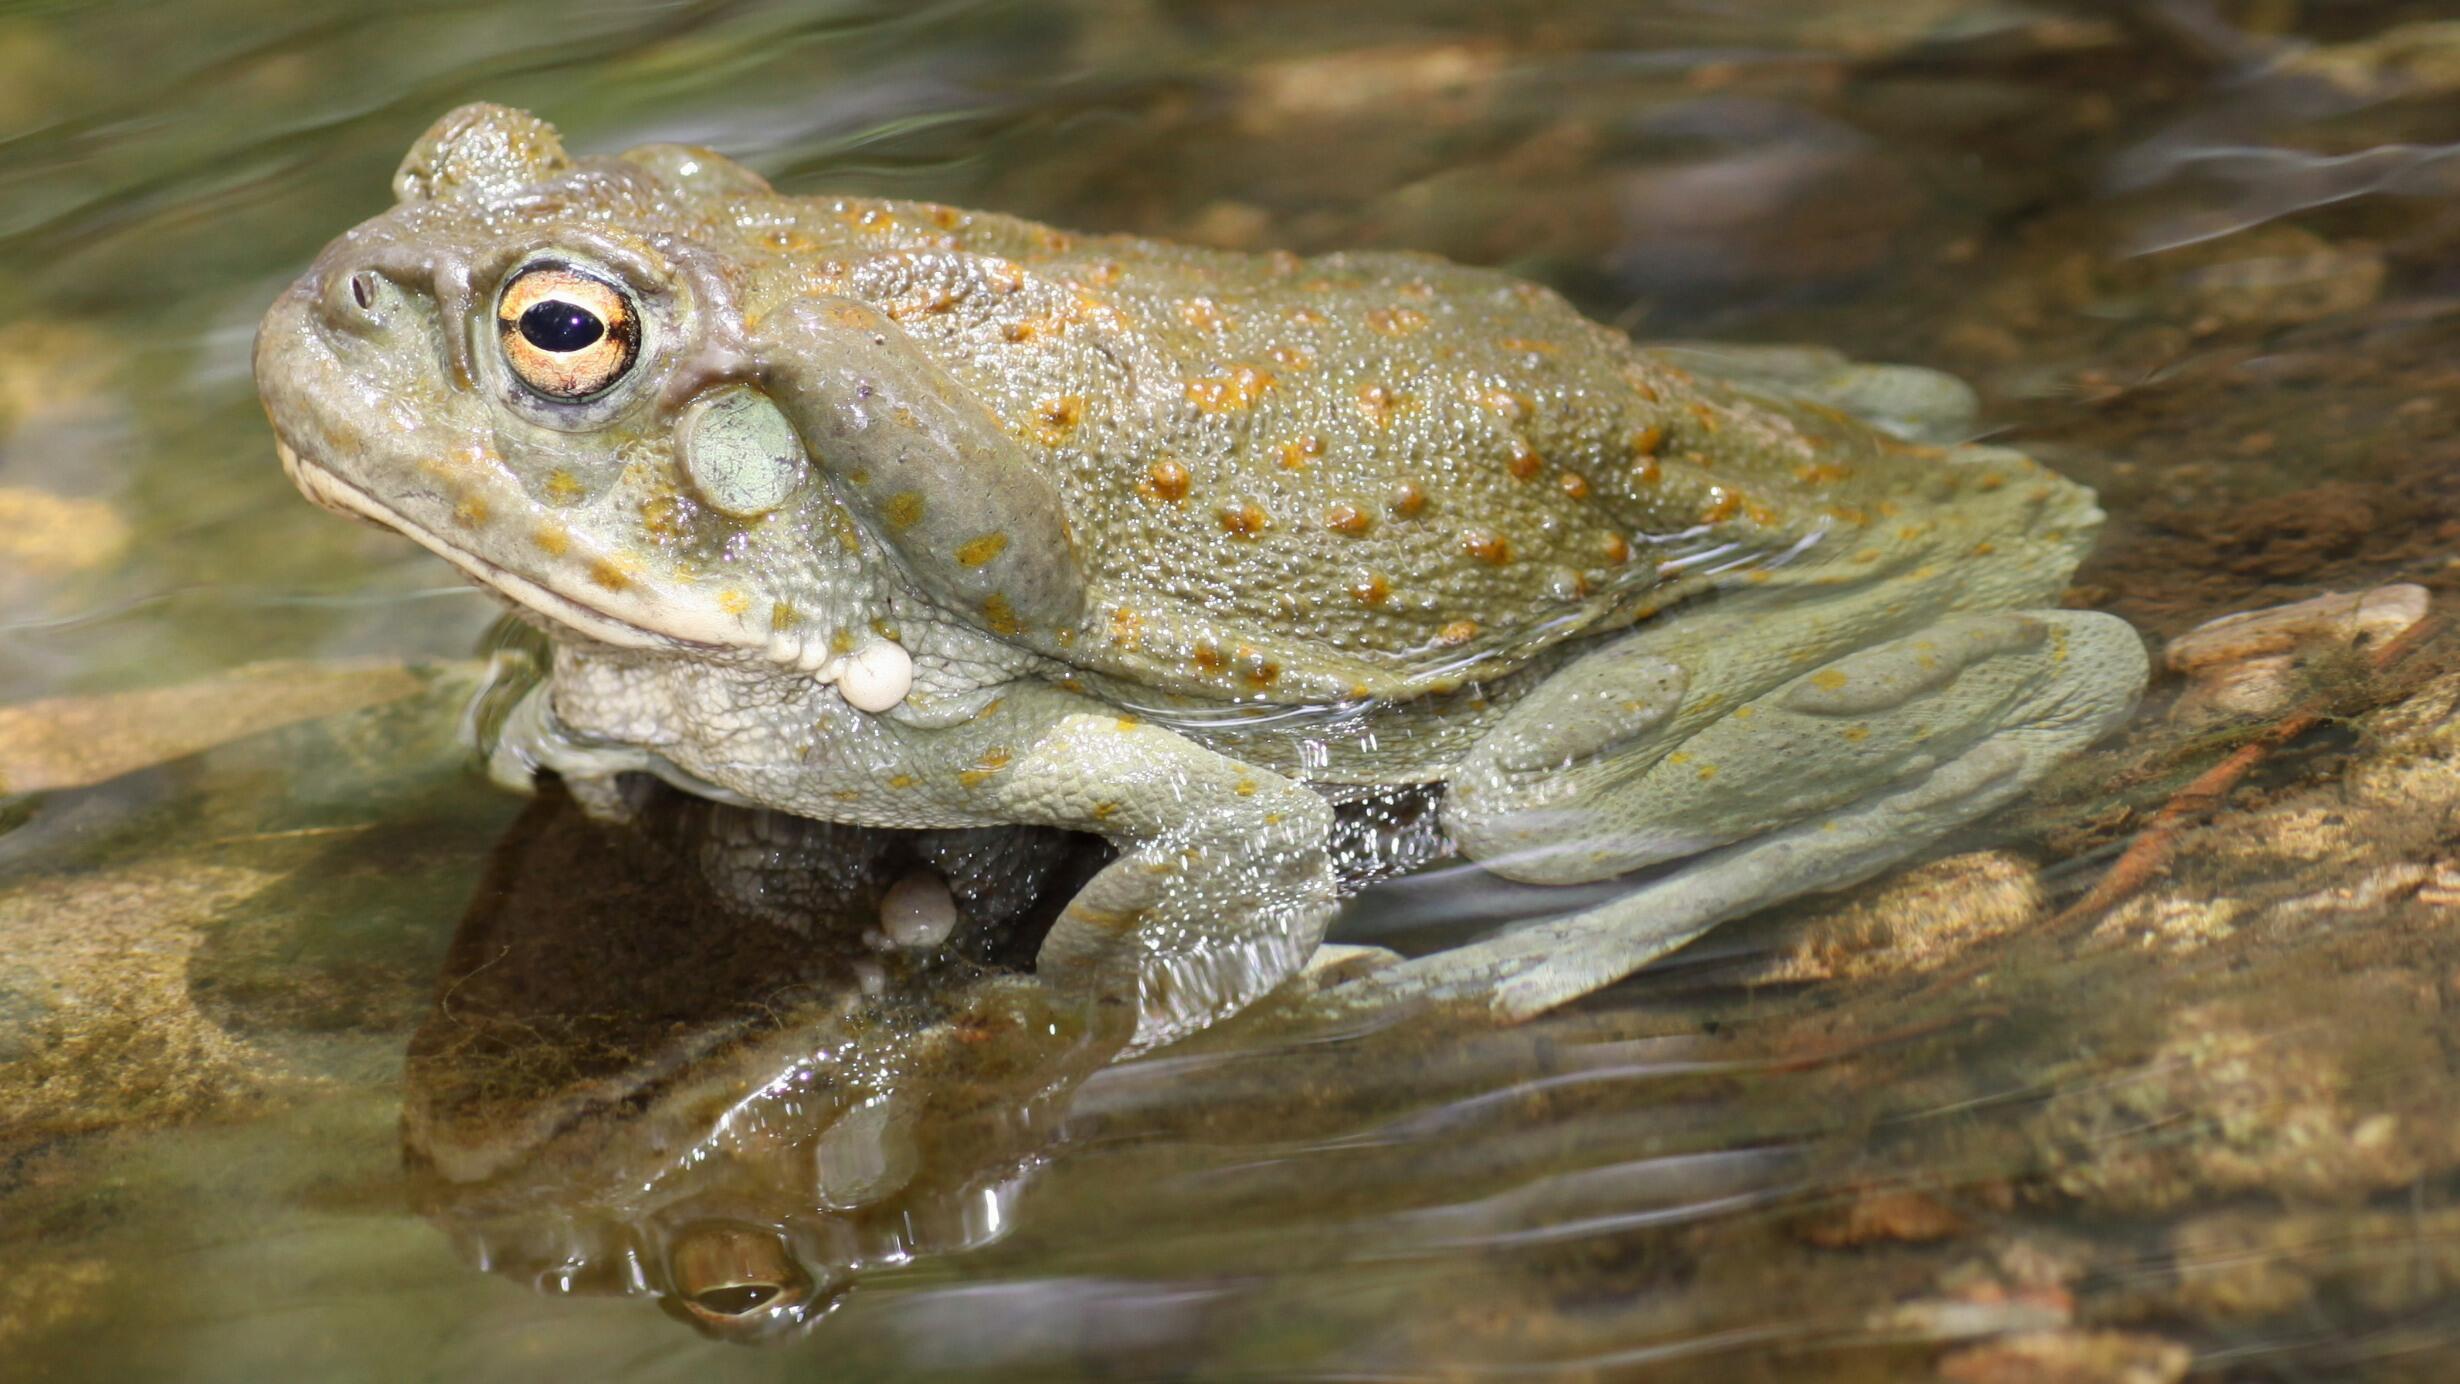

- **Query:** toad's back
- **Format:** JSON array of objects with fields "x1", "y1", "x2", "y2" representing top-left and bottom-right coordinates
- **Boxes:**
[{"x1": 741, "y1": 199, "x2": 1992, "y2": 703}]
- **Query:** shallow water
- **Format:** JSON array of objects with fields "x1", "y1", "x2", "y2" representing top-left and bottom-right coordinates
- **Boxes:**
[{"x1": 5, "y1": 1, "x2": 2460, "y2": 1379}]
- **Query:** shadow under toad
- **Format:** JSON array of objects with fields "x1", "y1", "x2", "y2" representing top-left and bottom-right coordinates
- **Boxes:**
[{"x1": 401, "y1": 778, "x2": 1122, "y2": 1343}]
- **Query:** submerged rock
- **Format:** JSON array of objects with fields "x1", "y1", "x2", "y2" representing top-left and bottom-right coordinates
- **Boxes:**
[
  {"x1": 0, "y1": 658, "x2": 431, "y2": 794},
  {"x1": 1738, "y1": 849, "x2": 2045, "y2": 984},
  {"x1": 2164, "y1": 584, "x2": 2429, "y2": 725},
  {"x1": 1936, "y1": 1330, "x2": 2190, "y2": 1384}
]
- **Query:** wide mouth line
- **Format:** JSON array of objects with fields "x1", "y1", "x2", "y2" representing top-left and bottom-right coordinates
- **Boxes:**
[{"x1": 276, "y1": 439, "x2": 683, "y2": 654}]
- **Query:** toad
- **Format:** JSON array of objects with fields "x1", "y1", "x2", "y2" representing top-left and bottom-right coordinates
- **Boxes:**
[{"x1": 257, "y1": 105, "x2": 2145, "y2": 1045}]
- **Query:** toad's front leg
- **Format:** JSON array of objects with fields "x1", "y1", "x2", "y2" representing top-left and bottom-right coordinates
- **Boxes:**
[
  {"x1": 496, "y1": 657, "x2": 1336, "y2": 1048},
  {"x1": 973, "y1": 697, "x2": 1339, "y2": 1049}
]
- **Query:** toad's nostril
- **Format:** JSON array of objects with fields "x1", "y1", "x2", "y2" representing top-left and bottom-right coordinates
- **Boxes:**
[{"x1": 318, "y1": 268, "x2": 387, "y2": 331}]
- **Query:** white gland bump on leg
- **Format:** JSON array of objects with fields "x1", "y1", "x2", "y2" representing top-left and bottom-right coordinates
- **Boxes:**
[
  {"x1": 879, "y1": 870, "x2": 957, "y2": 948},
  {"x1": 833, "y1": 638, "x2": 914, "y2": 712}
]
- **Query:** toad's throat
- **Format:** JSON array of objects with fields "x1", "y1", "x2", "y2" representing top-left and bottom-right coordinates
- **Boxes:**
[
  {"x1": 276, "y1": 443, "x2": 909, "y2": 702},
  {"x1": 277, "y1": 439, "x2": 679, "y2": 654}
]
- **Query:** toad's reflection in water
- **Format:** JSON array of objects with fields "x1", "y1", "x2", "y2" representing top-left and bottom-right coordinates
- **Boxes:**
[{"x1": 402, "y1": 781, "x2": 1119, "y2": 1342}]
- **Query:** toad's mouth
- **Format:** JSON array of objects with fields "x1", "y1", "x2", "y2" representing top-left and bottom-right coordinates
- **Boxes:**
[{"x1": 277, "y1": 439, "x2": 684, "y2": 654}]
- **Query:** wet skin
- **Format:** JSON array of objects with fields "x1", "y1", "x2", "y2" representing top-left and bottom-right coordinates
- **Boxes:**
[{"x1": 257, "y1": 104, "x2": 2147, "y2": 1045}]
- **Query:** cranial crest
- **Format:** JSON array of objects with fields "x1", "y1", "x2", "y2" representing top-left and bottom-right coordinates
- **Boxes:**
[{"x1": 394, "y1": 103, "x2": 573, "y2": 204}]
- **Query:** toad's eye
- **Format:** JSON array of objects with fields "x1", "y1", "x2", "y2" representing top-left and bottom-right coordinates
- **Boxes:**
[{"x1": 496, "y1": 264, "x2": 639, "y2": 401}]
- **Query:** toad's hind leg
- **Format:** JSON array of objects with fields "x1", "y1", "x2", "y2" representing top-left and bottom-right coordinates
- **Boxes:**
[{"x1": 1351, "y1": 609, "x2": 2145, "y2": 1020}]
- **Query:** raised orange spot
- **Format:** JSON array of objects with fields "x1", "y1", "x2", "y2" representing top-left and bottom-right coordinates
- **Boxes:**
[
  {"x1": 1630, "y1": 424, "x2": 1665, "y2": 458},
  {"x1": 544, "y1": 469, "x2": 584, "y2": 503},
  {"x1": 1388, "y1": 481, "x2": 1427, "y2": 518},
  {"x1": 1507, "y1": 437, "x2": 1543, "y2": 480},
  {"x1": 453, "y1": 496, "x2": 488, "y2": 526},
  {"x1": 1323, "y1": 503, "x2": 1372, "y2": 537},
  {"x1": 1235, "y1": 645, "x2": 1282, "y2": 688},
  {"x1": 641, "y1": 494, "x2": 688, "y2": 539},
  {"x1": 1462, "y1": 530, "x2": 1514, "y2": 565},
  {"x1": 888, "y1": 289, "x2": 961, "y2": 320},
  {"x1": 1193, "y1": 642, "x2": 1227, "y2": 674},
  {"x1": 982, "y1": 592, "x2": 1020, "y2": 636},
  {"x1": 882, "y1": 491, "x2": 926, "y2": 530},
  {"x1": 717, "y1": 589, "x2": 751, "y2": 617},
  {"x1": 1267, "y1": 344, "x2": 1314, "y2": 370},
  {"x1": 588, "y1": 557, "x2": 633, "y2": 591},
  {"x1": 1352, "y1": 573, "x2": 1391, "y2": 606},
  {"x1": 1185, "y1": 367, "x2": 1277, "y2": 413},
  {"x1": 955, "y1": 532, "x2": 1010, "y2": 567},
  {"x1": 1558, "y1": 470, "x2": 1590, "y2": 499},
  {"x1": 1141, "y1": 458, "x2": 1191, "y2": 502},
  {"x1": 1179, "y1": 297, "x2": 1229, "y2": 332},
  {"x1": 1476, "y1": 385, "x2": 1533, "y2": 423},
  {"x1": 1277, "y1": 434, "x2": 1324, "y2": 471},
  {"x1": 1602, "y1": 534, "x2": 1631, "y2": 564},
  {"x1": 828, "y1": 509, "x2": 862, "y2": 552},
  {"x1": 533, "y1": 524, "x2": 571, "y2": 556},
  {"x1": 1355, "y1": 383, "x2": 1405, "y2": 428},
  {"x1": 1029, "y1": 394, "x2": 1085, "y2": 443},
  {"x1": 1217, "y1": 503, "x2": 1269, "y2": 538},
  {"x1": 1436, "y1": 619, "x2": 1480, "y2": 646},
  {"x1": 957, "y1": 747, "x2": 1013, "y2": 788},
  {"x1": 1366, "y1": 306, "x2": 1429, "y2": 336}
]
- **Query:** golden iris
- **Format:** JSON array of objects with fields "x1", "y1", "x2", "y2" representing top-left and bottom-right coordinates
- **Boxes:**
[{"x1": 496, "y1": 263, "x2": 638, "y2": 401}]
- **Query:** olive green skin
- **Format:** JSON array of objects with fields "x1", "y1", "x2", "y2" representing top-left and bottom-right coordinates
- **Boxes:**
[{"x1": 257, "y1": 106, "x2": 2145, "y2": 1044}]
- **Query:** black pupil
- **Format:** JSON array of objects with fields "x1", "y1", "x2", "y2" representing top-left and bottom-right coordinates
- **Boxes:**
[
  {"x1": 519, "y1": 299, "x2": 605, "y2": 353},
  {"x1": 693, "y1": 1284, "x2": 780, "y2": 1316}
]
